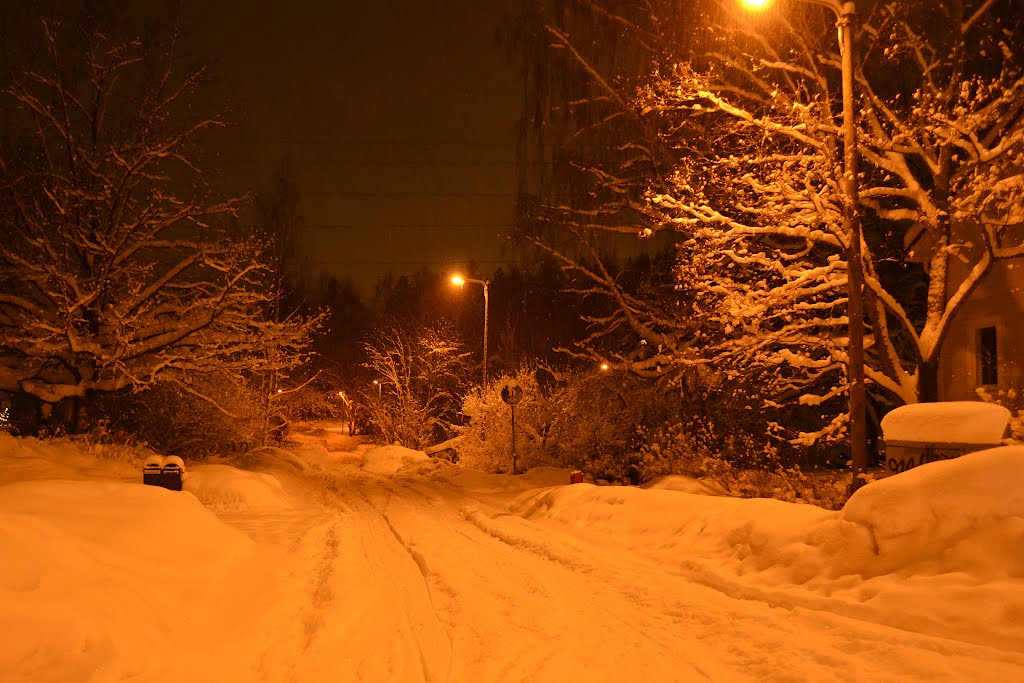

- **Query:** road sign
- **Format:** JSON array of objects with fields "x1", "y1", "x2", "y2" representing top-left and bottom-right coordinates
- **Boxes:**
[{"x1": 501, "y1": 382, "x2": 523, "y2": 406}]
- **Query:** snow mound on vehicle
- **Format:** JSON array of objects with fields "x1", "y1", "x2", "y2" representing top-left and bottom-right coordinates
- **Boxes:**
[
  {"x1": 185, "y1": 464, "x2": 295, "y2": 511},
  {"x1": 842, "y1": 445, "x2": 1024, "y2": 577},
  {"x1": 880, "y1": 401, "x2": 1010, "y2": 443},
  {"x1": 361, "y1": 444, "x2": 431, "y2": 475}
]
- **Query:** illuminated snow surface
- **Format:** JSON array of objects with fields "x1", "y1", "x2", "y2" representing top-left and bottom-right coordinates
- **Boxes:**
[{"x1": 1, "y1": 424, "x2": 1023, "y2": 682}]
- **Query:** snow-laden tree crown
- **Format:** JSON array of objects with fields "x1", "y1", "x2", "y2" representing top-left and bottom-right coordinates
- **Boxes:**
[{"x1": 0, "y1": 24, "x2": 320, "y2": 413}]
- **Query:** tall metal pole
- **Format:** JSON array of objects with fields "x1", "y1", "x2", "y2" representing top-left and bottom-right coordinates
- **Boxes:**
[
  {"x1": 452, "y1": 275, "x2": 491, "y2": 389},
  {"x1": 838, "y1": 1, "x2": 867, "y2": 492},
  {"x1": 739, "y1": 0, "x2": 867, "y2": 491},
  {"x1": 482, "y1": 280, "x2": 489, "y2": 388},
  {"x1": 510, "y1": 403, "x2": 517, "y2": 475}
]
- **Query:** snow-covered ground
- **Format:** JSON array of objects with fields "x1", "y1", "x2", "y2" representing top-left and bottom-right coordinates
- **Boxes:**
[{"x1": 2, "y1": 424, "x2": 1023, "y2": 682}]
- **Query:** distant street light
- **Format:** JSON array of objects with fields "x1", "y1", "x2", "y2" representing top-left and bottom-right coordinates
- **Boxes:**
[
  {"x1": 740, "y1": 0, "x2": 867, "y2": 491},
  {"x1": 372, "y1": 379, "x2": 382, "y2": 398},
  {"x1": 451, "y1": 274, "x2": 490, "y2": 387}
]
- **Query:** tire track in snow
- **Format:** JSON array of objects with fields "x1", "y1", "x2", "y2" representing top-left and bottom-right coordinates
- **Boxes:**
[
  {"x1": 320, "y1": 475, "x2": 454, "y2": 683},
  {"x1": 379, "y1": 506, "x2": 456, "y2": 683},
  {"x1": 300, "y1": 522, "x2": 339, "y2": 649},
  {"x1": 368, "y1": 482, "x2": 726, "y2": 682}
]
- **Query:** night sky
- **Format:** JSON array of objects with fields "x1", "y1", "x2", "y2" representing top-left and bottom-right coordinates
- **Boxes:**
[
  {"x1": 184, "y1": 0, "x2": 525, "y2": 294},
  {"x1": 3, "y1": 0, "x2": 526, "y2": 295}
]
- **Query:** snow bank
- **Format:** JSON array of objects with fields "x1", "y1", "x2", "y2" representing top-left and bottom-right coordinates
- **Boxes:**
[
  {"x1": 0, "y1": 479, "x2": 251, "y2": 681},
  {"x1": 881, "y1": 401, "x2": 1010, "y2": 443},
  {"x1": 642, "y1": 474, "x2": 724, "y2": 495},
  {"x1": 518, "y1": 466, "x2": 576, "y2": 488},
  {"x1": 842, "y1": 445, "x2": 1024, "y2": 577},
  {"x1": 452, "y1": 466, "x2": 573, "y2": 496},
  {"x1": 508, "y1": 447, "x2": 1024, "y2": 647},
  {"x1": 0, "y1": 432, "x2": 141, "y2": 485},
  {"x1": 360, "y1": 444, "x2": 431, "y2": 475},
  {"x1": 220, "y1": 446, "x2": 311, "y2": 473},
  {"x1": 185, "y1": 464, "x2": 295, "y2": 511},
  {"x1": 511, "y1": 483, "x2": 846, "y2": 585},
  {"x1": 513, "y1": 448, "x2": 1024, "y2": 583}
]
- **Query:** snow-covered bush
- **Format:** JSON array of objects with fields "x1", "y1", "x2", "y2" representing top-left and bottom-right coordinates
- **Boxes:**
[
  {"x1": 94, "y1": 375, "x2": 265, "y2": 459},
  {"x1": 361, "y1": 318, "x2": 471, "y2": 450},
  {"x1": 277, "y1": 385, "x2": 343, "y2": 422},
  {"x1": 638, "y1": 420, "x2": 846, "y2": 508},
  {"x1": 455, "y1": 369, "x2": 556, "y2": 473},
  {"x1": 545, "y1": 369, "x2": 673, "y2": 483},
  {"x1": 976, "y1": 386, "x2": 1024, "y2": 443}
]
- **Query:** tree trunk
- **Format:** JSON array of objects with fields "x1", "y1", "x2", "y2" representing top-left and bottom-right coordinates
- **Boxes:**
[{"x1": 917, "y1": 358, "x2": 940, "y2": 403}]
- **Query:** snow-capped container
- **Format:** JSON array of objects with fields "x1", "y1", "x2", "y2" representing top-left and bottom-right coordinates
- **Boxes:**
[
  {"x1": 142, "y1": 455, "x2": 166, "y2": 487},
  {"x1": 142, "y1": 454, "x2": 186, "y2": 491},
  {"x1": 880, "y1": 401, "x2": 1010, "y2": 476},
  {"x1": 161, "y1": 456, "x2": 186, "y2": 491}
]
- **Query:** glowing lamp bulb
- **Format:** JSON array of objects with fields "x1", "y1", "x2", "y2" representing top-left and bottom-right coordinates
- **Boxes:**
[
  {"x1": 741, "y1": 0, "x2": 773, "y2": 8},
  {"x1": 451, "y1": 275, "x2": 465, "y2": 286}
]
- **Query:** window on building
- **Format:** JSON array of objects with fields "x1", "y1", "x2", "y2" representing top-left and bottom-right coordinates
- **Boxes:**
[{"x1": 978, "y1": 325, "x2": 998, "y2": 386}]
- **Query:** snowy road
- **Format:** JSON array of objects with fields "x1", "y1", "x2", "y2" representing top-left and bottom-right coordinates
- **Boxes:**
[{"x1": 188, "y1": 439, "x2": 1024, "y2": 683}]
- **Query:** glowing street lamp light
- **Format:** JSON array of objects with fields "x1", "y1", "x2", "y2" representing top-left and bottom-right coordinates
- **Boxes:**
[
  {"x1": 372, "y1": 379, "x2": 382, "y2": 398},
  {"x1": 450, "y1": 274, "x2": 491, "y2": 387},
  {"x1": 740, "y1": 0, "x2": 867, "y2": 491}
]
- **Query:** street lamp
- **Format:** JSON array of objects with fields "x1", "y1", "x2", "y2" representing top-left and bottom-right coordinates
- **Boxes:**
[
  {"x1": 451, "y1": 274, "x2": 491, "y2": 387},
  {"x1": 741, "y1": 0, "x2": 867, "y2": 491},
  {"x1": 372, "y1": 379, "x2": 382, "y2": 398}
]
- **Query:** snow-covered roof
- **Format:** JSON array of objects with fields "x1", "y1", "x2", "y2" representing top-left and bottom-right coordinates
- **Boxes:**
[{"x1": 881, "y1": 401, "x2": 1010, "y2": 444}]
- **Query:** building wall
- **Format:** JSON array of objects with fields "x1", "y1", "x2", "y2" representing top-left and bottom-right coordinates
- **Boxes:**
[{"x1": 938, "y1": 258, "x2": 1024, "y2": 401}]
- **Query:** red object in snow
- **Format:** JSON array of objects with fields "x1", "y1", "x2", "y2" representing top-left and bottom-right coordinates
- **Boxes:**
[{"x1": 570, "y1": 470, "x2": 584, "y2": 484}]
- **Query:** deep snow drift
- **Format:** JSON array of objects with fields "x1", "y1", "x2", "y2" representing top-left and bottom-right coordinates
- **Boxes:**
[{"x1": 1, "y1": 429, "x2": 1022, "y2": 681}]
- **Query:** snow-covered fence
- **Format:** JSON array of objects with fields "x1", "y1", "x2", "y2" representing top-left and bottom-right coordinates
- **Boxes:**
[{"x1": 880, "y1": 402, "x2": 1010, "y2": 476}]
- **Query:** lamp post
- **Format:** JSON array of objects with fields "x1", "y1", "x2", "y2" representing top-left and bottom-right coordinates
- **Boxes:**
[
  {"x1": 372, "y1": 379, "x2": 382, "y2": 399},
  {"x1": 741, "y1": 0, "x2": 867, "y2": 491},
  {"x1": 451, "y1": 274, "x2": 491, "y2": 387}
]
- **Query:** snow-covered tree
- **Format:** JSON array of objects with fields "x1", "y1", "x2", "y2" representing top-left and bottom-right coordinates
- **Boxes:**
[
  {"x1": 0, "y1": 24, "x2": 320, "y2": 430},
  {"x1": 456, "y1": 368, "x2": 557, "y2": 473},
  {"x1": 638, "y1": 0, "x2": 1023, "y2": 441},
  {"x1": 508, "y1": 1, "x2": 725, "y2": 385},
  {"x1": 361, "y1": 319, "x2": 471, "y2": 449}
]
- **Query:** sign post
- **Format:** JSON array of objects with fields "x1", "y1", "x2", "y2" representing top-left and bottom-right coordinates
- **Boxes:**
[{"x1": 500, "y1": 381, "x2": 523, "y2": 475}]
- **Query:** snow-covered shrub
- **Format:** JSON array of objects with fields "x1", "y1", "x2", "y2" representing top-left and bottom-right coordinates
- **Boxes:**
[
  {"x1": 545, "y1": 369, "x2": 672, "y2": 483},
  {"x1": 638, "y1": 419, "x2": 847, "y2": 508},
  {"x1": 455, "y1": 369, "x2": 556, "y2": 473},
  {"x1": 94, "y1": 375, "x2": 265, "y2": 459},
  {"x1": 976, "y1": 386, "x2": 1024, "y2": 443},
  {"x1": 361, "y1": 318, "x2": 471, "y2": 450},
  {"x1": 278, "y1": 385, "x2": 343, "y2": 422}
]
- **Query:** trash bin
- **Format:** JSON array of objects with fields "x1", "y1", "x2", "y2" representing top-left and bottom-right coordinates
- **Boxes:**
[
  {"x1": 142, "y1": 455, "x2": 186, "y2": 491},
  {"x1": 570, "y1": 470, "x2": 585, "y2": 484},
  {"x1": 880, "y1": 402, "x2": 1010, "y2": 476},
  {"x1": 143, "y1": 455, "x2": 165, "y2": 487}
]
